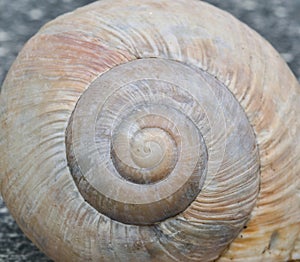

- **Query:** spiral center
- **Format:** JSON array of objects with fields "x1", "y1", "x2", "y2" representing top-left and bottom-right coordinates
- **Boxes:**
[
  {"x1": 111, "y1": 123, "x2": 178, "y2": 184},
  {"x1": 130, "y1": 128, "x2": 169, "y2": 168}
]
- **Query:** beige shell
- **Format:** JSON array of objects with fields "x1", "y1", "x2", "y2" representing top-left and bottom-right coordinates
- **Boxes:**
[{"x1": 0, "y1": 0, "x2": 299, "y2": 261}]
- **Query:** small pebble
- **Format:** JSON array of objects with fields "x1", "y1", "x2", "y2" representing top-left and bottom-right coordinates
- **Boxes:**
[
  {"x1": 0, "y1": 206, "x2": 8, "y2": 214},
  {"x1": 0, "y1": 47, "x2": 9, "y2": 57},
  {"x1": 28, "y1": 9, "x2": 44, "y2": 20},
  {"x1": 0, "y1": 31, "x2": 10, "y2": 41},
  {"x1": 274, "y1": 6, "x2": 287, "y2": 18},
  {"x1": 280, "y1": 53, "x2": 294, "y2": 63},
  {"x1": 242, "y1": 0, "x2": 258, "y2": 11}
]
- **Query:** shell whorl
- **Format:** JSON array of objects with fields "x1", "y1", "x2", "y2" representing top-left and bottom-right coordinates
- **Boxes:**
[
  {"x1": 0, "y1": 0, "x2": 299, "y2": 261},
  {"x1": 65, "y1": 58, "x2": 259, "y2": 228}
]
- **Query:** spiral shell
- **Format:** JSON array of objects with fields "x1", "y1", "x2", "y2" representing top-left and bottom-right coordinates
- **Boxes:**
[{"x1": 0, "y1": 0, "x2": 299, "y2": 261}]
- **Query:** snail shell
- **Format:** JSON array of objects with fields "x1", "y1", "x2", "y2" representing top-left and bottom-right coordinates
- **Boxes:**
[{"x1": 0, "y1": 0, "x2": 299, "y2": 261}]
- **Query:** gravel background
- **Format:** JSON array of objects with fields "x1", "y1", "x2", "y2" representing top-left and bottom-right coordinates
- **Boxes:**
[{"x1": 0, "y1": 0, "x2": 299, "y2": 261}]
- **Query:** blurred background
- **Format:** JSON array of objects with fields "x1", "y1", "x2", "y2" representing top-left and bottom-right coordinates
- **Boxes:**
[{"x1": 0, "y1": 0, "x2": 299, "y2": 261}]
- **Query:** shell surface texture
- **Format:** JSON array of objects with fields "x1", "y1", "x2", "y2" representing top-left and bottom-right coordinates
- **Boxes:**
[{"x1": 0, "y1": 0, "x2": 299, "y2": 261}]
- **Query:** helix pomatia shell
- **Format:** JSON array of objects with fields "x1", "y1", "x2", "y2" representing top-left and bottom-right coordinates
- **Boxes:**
[{"x1": 0, "y1": 0, "x2": 299, "y2": 261}]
